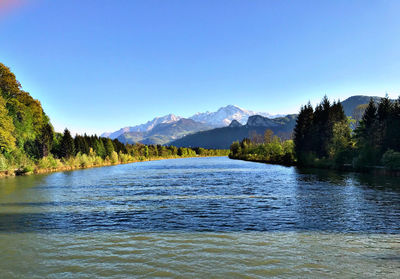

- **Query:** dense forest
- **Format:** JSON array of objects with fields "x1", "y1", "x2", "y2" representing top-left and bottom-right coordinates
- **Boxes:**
[
  {"x1": 230, "y1": 95, "x2": 400, "y2": 171},
  {"x1": 0, "y1": 63, "x2": 228, "y2": 176}
]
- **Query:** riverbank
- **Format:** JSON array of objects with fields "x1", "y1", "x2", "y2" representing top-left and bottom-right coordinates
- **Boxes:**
[
  {"x1": 228, "y1": 156, "x2": 296, "y2": 167},
  {"x1": 229, "y1": 156, "x2": 400, "y2": 177},
  {"x1": 0, "y1": 155, "x2": 227, "y2": 179}
]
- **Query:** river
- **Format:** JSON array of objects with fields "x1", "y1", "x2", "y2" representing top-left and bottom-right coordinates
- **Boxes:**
[{"x1": 0, "y1": 157, "x2": 399, "y2": 278}]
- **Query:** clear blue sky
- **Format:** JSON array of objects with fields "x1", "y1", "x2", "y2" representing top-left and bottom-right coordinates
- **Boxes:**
[{"x1": 1, "y1": 0, "x2": 400, "y2": 135}]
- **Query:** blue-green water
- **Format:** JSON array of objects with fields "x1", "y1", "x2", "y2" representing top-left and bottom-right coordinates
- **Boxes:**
[{"x1": 0, "y1": 157, "x2": 399, "y2": 278}]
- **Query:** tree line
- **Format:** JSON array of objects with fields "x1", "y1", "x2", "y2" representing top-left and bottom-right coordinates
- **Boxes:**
[
  {"x1": 230, "y1": 95, "x2": 400, "y2": 171},
  {"x1": 229, "y1": 129, "x2": 295, "y2": 165},
  {"x1": 0, "y1": 63, "x2": 228, "y2": 175},
  {"x1": 294, "y1": 95, "x2": 400, "y2": 169}
]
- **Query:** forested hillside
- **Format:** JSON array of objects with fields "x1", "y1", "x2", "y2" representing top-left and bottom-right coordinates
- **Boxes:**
[{"x1": 0, "y1": 63, "x2": 228, "y2": 176}]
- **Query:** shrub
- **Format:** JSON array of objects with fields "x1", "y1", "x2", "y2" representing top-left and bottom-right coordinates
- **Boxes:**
[
  {"x1": 382, "y1": 149, "x2": 400, "y2": 170},
  {"x1": 0, "y1": 154, "x2": 8, "y2": 171},
  {"x1": 94, "y1": 156, "x2": 103, "y2": 166},
  {"x1": 110, "y1": 151, "x2": 119, "y2": 164},
  {"x1": 78, "y1": 153, "x2": 91, "y2": 168},
  {"x1": 64, "y1": 156, "x2": 79, "y2": 168}
]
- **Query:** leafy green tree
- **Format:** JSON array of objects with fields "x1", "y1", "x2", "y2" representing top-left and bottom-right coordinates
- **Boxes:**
[
  {"x1": 0, "y1": 63, "x2": 21, "y2": 102},
  {"x1": 0, "y1": 93, "x2": 16, "y2": 152}
]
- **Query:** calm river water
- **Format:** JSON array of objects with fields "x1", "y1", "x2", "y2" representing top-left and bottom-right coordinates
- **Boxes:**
[{"x1": 0, "y1": 157, "x2": 399, "y2": 278}]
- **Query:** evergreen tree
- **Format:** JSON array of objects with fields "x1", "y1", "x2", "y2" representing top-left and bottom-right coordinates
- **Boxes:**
[
  {"x1": 293, "y1": 103, "x2": 314, "y2": 161},
  {"x1": 354, "y1": 98, "x2": 379, "y2": 166},
  {"x1": 39, "y1": 123, "x2": 54, "y2": 157},
  {"x1": 377, "y1": 95, "x2": 393, "y2": 153},
  {"x1": 94, "y1": 136, "x2": 106, "y2": 158},
  {"x1": 104, "y1": 138, "x2": 115, "y2": 157},
  {"x1": 59, "y1": 128, "x2": 75, "y2": 158},
  {"x1": 387, "y1": 98, "x2": 400, "y2": 151}
]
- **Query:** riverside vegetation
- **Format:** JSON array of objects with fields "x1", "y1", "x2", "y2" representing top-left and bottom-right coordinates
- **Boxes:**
[
  {"x1": 0, "y1": 63, "x2": 228, "y2": 177},
  {"x1": 230, "y1": 95, "x2": 400, "y2": 173}
]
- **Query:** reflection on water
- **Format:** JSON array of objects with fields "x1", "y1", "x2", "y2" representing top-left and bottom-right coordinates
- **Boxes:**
[{"x1": 0, "y1": 157, "x2": 399, "y2": 278}]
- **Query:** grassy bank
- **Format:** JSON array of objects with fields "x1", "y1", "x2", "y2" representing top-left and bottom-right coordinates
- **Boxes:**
[{"x1": 0, "y1": 153, "x2": 228, "y2": 178}]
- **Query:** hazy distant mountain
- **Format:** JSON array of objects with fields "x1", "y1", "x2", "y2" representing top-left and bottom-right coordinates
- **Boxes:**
[
  {"x1": 170, "y1": 114, "x2": 297, "y2": 149},
  {"x1": 117, "y1": 118, "x2": 213, "y2": 145},
  {"x1": 101, "y1": 114, "x2": 181, "y2": 139},
  {"x1": 189, "y1": 105, "x2": 282, "y2": 127}
]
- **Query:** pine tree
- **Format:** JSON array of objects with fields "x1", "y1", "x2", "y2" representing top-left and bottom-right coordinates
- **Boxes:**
[
  {"x1": 94, "y1": 137, "x2": 106, "y2": 158},
  {"x1": 104, "y1": 138, "x2": 115, "y2": 157},
  {"x1": 39, "y1": 123, "x2": 54, "y2": 157},
  {"x1": 293, "y1": 103, "x2": 314, "y2": 160},
  {"x1": 60, "y1": 128, "x2": 75, "y2": 158},
  {"x1": 387, "y1": 98, "x2": 400, "y2": 151},
  {"x1": 354, "y1": 98, "x2": 379, "y2": 165},
  {"x1": 377, "y1": 95, "x2": 393, "y2": 153}
]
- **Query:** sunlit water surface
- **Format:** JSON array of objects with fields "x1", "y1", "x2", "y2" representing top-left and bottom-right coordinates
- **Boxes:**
[{"x1": 0, "y1": 157, "x2": 399, "y2": 278}]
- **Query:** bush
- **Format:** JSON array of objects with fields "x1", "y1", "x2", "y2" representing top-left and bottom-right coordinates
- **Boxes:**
[
  {"x1": 353, "y1": 146, "x2": 380, "y2": 169},
  {"x1": 78, "y1": 153, "x2": 91, "y2": 167},
  {"x1": 38, "y1": 154, "x2": 61, "y2": 169},
  {"x1": 382, "y1": 149, "x2": 400, "y2": 170},
  {"x1": 94, "y1": 156, "x2": 103, "y2": 166},
  {"x1": 0, "y1": 154, "x2": 8, "y2": 171},
  {"x1": 63, "y1": 156, "x2": 79, "y2": 168},
  {"x1": 110, "y1": 151, "x2": 119, "y2": 164},
  {"x1": 119, "y1": 152, "x2": 132, "y2": 163},
  {"x1": 21, "y1": 165, "x2": 34, "y2": 174}
]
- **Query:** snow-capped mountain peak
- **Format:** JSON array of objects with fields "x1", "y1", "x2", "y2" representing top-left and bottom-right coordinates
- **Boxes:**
[
  {"x1": 101, "y1": 114, "x2": 181, "y2": 139},
  {"x1": 101, "y1": 105, "x2": 281, "y2": 139},
  {"x1": 189, "y1": 105, "x2": 276, "y2": 127}
]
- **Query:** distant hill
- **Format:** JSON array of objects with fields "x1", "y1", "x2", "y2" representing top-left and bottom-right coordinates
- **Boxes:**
[
  {"x1": 170, "y1": 114, "x2": 297, "y2": 149},
  {"x1": 117, "y1": 118, "x2": 213, "y2": 145},
  {"x1": 340, "y1": 95, "x2": 382, "y2": 117}
]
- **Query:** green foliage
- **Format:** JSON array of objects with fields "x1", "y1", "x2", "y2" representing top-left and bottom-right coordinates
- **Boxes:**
[
  {"x1": 293, "y1": 95, "x2": 400, "y2": 171},
  {"x1": 0, "y1": 93, "x2": 16, "y2": 152},
  {"x1": 144, "y1": 145, "x2": 149, "y2": 158},
  {"x1": 294, "y1": 96, "x2": 352, "y2": 167},
  {"x1": 104, "y1": 138, "x2": 115, "y2": 157},
  {"x1": 0, "y1": 154, "x2": 8, "y2": 171},
  {"x1": 381, "y1": 149, "x2": 400, "y2": 170},
  {"x1": 229, "y1": 131, "x2": 296, "y2": 165},
  {"x1": 59, "y1": 129, "x2": 75, "y2": 158},
  {"x1": 38, "y1": 154, "x2": 62, "y2": 169},
  {"x1": 0, "y1": 62, "x2": 229, "y2": 177},
  {"x1": 110, "y1": 151, "x2": 119, "y2": 164}
]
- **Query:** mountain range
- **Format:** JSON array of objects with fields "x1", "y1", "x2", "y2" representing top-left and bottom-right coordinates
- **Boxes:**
[
  {"x1": 101, "y1": 105, "x2": 281, "y2": 145},
  {"x1": 102, "y1": 95, "x2": 382, "y2": 148}
]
